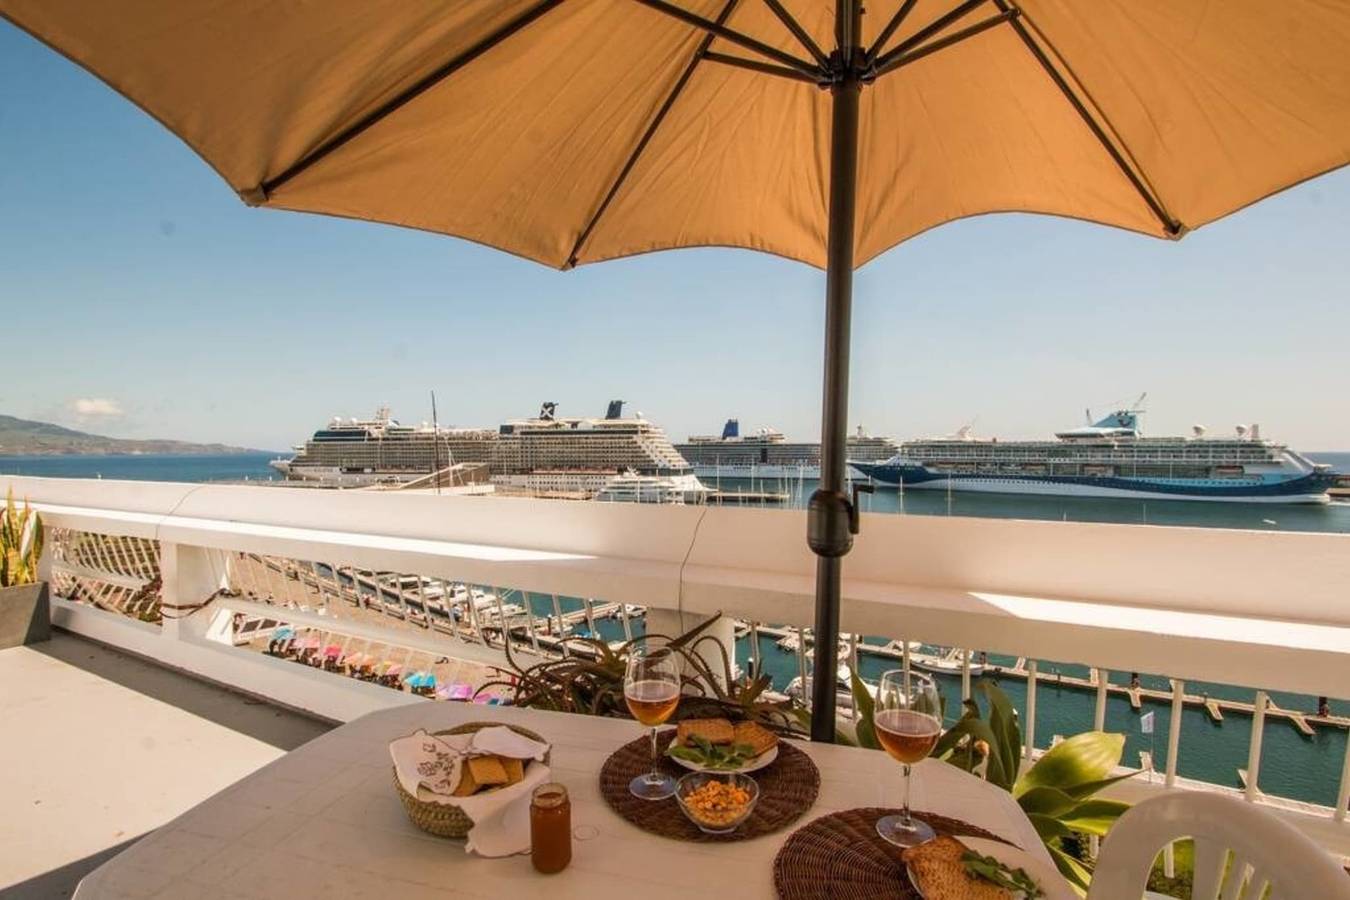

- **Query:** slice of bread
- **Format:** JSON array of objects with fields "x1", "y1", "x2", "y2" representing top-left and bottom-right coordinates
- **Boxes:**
[
  {"x1": 466, "y1": 754, "x2": 510, "y2": 786},
  {"x1": 902, "y1": 837, "x2": 1012, "y2": 900},
  {"x1": 902, "y1": 835, "x2": 967, "y2": 865},
  {"x1": 676, "y1": 718, "x2": 735, "y2": 745},
  {"x1": 732, "y1": 721, "x2": 779, "y2": 757},
  {"x1": 501, "y1": 757, "x2": 526, "y2": 785},
  {"x1": 451, "y1": 766, "x2": 480, "y2": 797}
]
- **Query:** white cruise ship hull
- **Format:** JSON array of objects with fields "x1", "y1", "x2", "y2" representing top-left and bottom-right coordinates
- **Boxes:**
[{"x1": 881, "y1": 475, "x2": 1332, "y2": 504}]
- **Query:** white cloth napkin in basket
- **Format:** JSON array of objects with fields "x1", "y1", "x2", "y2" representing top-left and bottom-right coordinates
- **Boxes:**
[{"x1": 389, "y1": 726, "x2": 551, "y2": 857}]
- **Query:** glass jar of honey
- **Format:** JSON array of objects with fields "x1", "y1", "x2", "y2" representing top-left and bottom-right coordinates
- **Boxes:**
[{"x1": 530, "y1": 783, "x2": 571, "y2": 874}]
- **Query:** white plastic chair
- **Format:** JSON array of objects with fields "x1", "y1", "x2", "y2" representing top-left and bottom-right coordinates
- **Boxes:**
[{"x1": 1088, "y1": 792, "x2": 1349, "y2": 899}]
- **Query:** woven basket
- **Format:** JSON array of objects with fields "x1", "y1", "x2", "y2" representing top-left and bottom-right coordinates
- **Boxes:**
[{"x1": 392, "y1": 721, "x2": 551, "y2": 839}]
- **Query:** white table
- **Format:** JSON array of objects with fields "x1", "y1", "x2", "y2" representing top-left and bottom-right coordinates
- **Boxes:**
[{"x1": 75, "y1": 702, "x2": 1050, "y2": 899}]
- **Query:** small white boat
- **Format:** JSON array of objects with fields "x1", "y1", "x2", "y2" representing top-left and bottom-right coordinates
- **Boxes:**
[
  {"x1": 909, "y1": 647, "x2": 985, "y2": 676},
  {"x1": 785, "y1": 665, "x2": 876, "y2": 711}
]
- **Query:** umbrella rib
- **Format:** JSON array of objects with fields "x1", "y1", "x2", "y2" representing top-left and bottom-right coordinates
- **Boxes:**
[
  {"x1": 704, "y1": 50, "x2": 821, "y2": 84},
  {"x1": 870, "y1": 9, "x2": 1016, "y2": 79},
  {"x1": 864, "y1": 0, "x2": 919, "y2": 67},
  {"x1": 993, "y1": 0, "x2": 1182, "y2": 235},
  {"x1": 761, "y1": 0, "x2": 829, "y2": 68},
  {"x1": 633, "y1": 0, "x2": 821, "y2": 80},
  {"x1": 565, "y1": 0, "x2": 742, "y2": 269},
  {"x1": 255, "y1": 0, "x2": 563, "y2": 200},
  {"x1": 869, "y1": 0, "x2": 990, "y2": 73}
]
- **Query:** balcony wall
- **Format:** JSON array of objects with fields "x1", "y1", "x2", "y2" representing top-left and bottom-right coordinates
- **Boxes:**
[
  {"x1": 5, "y1": 474, "x2": 1349, "y2": 843},
  {"x1": 13, "y1": 474, "x2": 1349, "y2": 695}
]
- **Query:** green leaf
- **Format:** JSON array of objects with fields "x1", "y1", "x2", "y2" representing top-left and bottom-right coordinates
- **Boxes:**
[
  {"x1": 1026, "y1": 812, "x2": 1072, "y2": 842},
  {"x1": 666, "y1": 611, "x2": 722, "y2": 651},
  {"x1": 1015, "y1": 731, "x2": 1125, "y2": 798},
  {"x1": 977, "y1": 680, "x2": 1022, "y2": 791},
  {"x1": 1017, "y1": 786, "x2": 1079, "y2": 818},
  {"x1": 932, "y1": 701, "x2": 983, "y2": 759},
  {"x1": 1055, "y1": 798, "x2": 1131, "y2": 836},
  {"x1": 1059, "y1": 771, "x2": 1139, "y2": 801},
  {"x1": 937, "y1": 715, "x2": 1009, "y2": 788},
  {"x1": 850, "y1": 667, "x2": 879, "y2": 750},
  {"x1": 1045, "y1": 843, "x2": 1092, "y2": 897}
]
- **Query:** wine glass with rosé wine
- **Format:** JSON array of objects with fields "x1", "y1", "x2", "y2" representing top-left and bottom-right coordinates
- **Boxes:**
[
  {"x1": 624, "y1": 641, "x2": 682, "y2": 800},
  {"x1": 874, "y1": 669, "x2": 943, "y2": 846}
]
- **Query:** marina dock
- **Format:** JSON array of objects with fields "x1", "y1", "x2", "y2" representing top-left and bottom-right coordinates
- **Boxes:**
[
  {"x1": 706, "y1": 488, "x2": 789, "y2": 505},
  {"x1": 739, "y1": 625, "x2": 1348, "y2": 735}
]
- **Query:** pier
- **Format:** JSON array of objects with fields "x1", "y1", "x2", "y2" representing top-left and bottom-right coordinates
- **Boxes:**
[
  {"x1": 740, "y1": 625, "x2": 1348, "y2": 735},
  {"x1": 705, "y1": 488, "x2": 789, "y2": 506}
]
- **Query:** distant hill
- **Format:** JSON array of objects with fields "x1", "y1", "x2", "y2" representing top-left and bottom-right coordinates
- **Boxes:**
[{"x1": 0, "y1": 414, "x2": 262, "y2": 456}]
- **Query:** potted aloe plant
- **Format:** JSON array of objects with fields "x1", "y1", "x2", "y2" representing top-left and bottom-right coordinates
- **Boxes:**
[{"x1": 0, "y1": 488, "x2": 49, "y2": 648}]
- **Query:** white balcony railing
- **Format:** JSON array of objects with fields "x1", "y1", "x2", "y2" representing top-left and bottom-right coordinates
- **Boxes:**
[{"x1": 6, "y1": 474, "x2": 1349, "y2": 850}]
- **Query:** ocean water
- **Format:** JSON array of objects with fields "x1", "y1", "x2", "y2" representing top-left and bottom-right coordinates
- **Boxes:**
[
  {"x1": 5, "y1": 450, "x2": 1347, "y2": 806},
  {"x1": 0, "y1": 452, "x2": 280, "y2": 483}
]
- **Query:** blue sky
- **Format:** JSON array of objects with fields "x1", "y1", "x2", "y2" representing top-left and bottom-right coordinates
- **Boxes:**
[{"x1": 2, "y1": 21, "x2": 1348, "y2": 452}]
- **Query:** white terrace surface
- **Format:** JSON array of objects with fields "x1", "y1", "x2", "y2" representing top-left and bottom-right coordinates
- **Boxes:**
[{"x1": 0, "y1": 635, "x2": 330, "y2": 899}]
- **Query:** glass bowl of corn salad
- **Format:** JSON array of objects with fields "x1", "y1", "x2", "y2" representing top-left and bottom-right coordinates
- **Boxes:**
[{"x1": 673, "y1": 771, "x2": 759, "y2": 834}]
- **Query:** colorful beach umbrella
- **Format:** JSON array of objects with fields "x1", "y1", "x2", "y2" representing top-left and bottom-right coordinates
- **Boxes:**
[{"x1": 4, "y1": 1, "x2": 1349, "y2": 734}]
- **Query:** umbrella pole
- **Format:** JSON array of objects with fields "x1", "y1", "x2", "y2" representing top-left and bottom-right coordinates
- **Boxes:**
[{"x1": 807, "y1": 0, "x2": 863, "y2": 742}]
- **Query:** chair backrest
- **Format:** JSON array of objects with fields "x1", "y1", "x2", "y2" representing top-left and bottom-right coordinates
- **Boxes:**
[{"x1": 1088, "y1": 792, "x2": 1349, "y2": 899}]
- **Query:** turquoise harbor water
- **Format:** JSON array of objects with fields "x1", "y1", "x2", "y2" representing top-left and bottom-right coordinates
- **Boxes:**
[{"x1": 4, "y1": 451, "x2": 1348, "y2": 807}]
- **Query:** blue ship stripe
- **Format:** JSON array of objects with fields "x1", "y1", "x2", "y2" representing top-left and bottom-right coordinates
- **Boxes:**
[{"x1": 849, "y1": 463, "x2": 1337, "y2": 498}]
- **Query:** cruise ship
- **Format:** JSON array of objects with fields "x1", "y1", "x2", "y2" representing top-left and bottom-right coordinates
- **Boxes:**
[
  {"x1": 270, "y1": 407, "x2": 495, "y2": 488},
  {"x1": 851, "y1": 401, "x2": 1338, "y2": 504},
  {"x1": 676, "y1": 420, "x2": 898, "y2": 478},
  {"x1": 271, "y1": 401, "x2": 706, "y2": 500}
]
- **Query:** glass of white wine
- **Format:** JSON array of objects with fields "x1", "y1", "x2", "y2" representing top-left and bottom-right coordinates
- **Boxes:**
[
  {"x1": 874, "y1": 669, "x2": 942, "y2": 846},
  {"x1": 624, "y1": 641, "x2": 681, "y2": 800}
]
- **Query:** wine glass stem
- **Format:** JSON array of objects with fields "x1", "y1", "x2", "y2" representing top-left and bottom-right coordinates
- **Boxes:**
[
  {"x1": 649, "y1": 726, "x2": 660, "y2": 783},
  {"x1": 901, "y1": 763, "x2": 913, "y2": 826}
]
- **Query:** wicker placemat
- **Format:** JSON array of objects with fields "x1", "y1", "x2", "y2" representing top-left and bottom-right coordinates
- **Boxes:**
[
  {"x1": 599, "y1": 730, "x2": 819, "y2": 842},
  {"x1": 773, "y1": 807, "x2": 1009, "y2": 899}
]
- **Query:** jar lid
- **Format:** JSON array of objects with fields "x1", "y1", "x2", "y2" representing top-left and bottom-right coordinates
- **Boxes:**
[{"x1": 532, "y1": 782, "x2": 568, "y2": 808}]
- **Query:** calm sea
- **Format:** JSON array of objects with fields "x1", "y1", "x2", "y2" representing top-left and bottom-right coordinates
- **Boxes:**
[
  {"x1": 0, "y1": 452, "x2": 280, "y2": 483},
  {"x1": 4, "y1": 449, "x2": 1347, "y2": 805}
]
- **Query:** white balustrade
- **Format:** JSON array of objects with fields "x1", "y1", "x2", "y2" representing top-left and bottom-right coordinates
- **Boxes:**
[
  {"x1": 1246, "y1": 691, "x2": 1268, "y2": 801},
  {"x1": 6, "y1": 474, "x2": 1350, "y2": 841}
]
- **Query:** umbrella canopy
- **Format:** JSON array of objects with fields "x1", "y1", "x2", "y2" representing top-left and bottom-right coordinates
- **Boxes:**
[
  {"x1": 5, "y1": 0, "x2": 1344, "y2": 264},
  {"x1": 5, "y1": 1, "x2": 1348, "y2": 264},
  {"x1": 6, "y1": 0, "x2": 1349, "y2": 735}
]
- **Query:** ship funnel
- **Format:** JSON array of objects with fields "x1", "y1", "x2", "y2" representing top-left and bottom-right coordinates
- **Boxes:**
[
  {"x1": 722, "y1": 419, "x2": 740, "y2": 439},
  {"x1": 539, "y1": 402, "x2": 557, "y2": 421},
  {"x1": 605, "y1": 399, "x2": 625, "y2": 420},
  {"x1": 1250, "y1": 423, "x2": 1261, "y2": 440},
  {"x1": 1192, "y1": 424, "x2": 1206, "y2": 438}
]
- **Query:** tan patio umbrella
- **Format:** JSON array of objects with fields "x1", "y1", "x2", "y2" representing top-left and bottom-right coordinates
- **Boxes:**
[{"x1": 5, "y1": 0, "x2": 1349, "y2": 736}]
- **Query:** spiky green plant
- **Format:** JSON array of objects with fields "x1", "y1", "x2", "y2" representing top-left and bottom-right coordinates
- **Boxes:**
[
  {"x1": 478, "y1": 612, "x2": 805, "y2": 736},
  {"x1": 1, "y1": 488, "x2": 44, "y2": 587}
]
